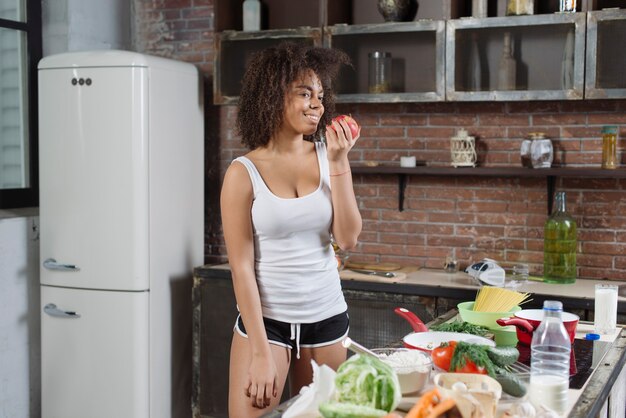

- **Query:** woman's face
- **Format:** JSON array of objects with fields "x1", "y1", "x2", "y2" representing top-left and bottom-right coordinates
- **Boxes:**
[{"x1": 282, "y1": 70, "x2": 324, "y2": 136}]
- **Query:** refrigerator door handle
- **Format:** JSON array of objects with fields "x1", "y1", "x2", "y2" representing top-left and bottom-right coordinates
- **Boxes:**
[
  {"x1": 44, "y1": 303, "x2": 81, "y2": 318},
  {"x1": 43, "y1": 258, "x2": 80, "y2": 271}
]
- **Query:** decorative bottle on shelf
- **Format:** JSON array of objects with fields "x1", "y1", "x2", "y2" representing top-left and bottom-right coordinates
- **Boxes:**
[
  {"x1": 497, "y1": 32, "x2": 516, "y2": 91},
  {"x1": 506, "y1": 0, "x2": 534, "y2": 15},
  {"x1": 529, "y1": 300, "x2": 571, "y2": 414},
  {"x1": 543, "y1": 191, "x2": 577, "y2": 284},
  {"x1": 472, "y1": 0, "x2": 487, "y2": 18},
  {"x1": 561, "y1": 28, "x2": 575, "y2": 90},
  {"x1": 243, "y1": 0, "x2": 261, "y2": 32},
  {"x1": 467, "y1": 33, "x2": 483, "y2": 91}
]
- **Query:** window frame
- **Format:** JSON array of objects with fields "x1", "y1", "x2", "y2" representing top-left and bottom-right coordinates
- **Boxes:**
[{"x1": 0, "y1": 1, "x2": 42, "y2": 209}]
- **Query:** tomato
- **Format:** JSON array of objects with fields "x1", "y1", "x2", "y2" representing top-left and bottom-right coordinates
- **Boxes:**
[
  {"x1": 332, "y1": 114, "x2": 360, "y2": 138},
  {"x1": 431, "y1": 341, "x2": 456, "y2": 371},
  {"x1": 432, "y1": 341, "x2": 488, "y2": 375},
  {"x1": 453, "y1": 355, "x2": 488, "y2": 375}
]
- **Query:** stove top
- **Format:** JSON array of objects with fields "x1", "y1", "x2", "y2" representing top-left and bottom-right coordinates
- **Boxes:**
[{"x1": 515, "y1": 338, "x2": 612, "y2": 389}]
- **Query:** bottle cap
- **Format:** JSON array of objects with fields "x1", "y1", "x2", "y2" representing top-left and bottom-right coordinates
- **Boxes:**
[
  {"x1": 601, "y1": 126, "x2": 618, "y2": 135},
  {"x1": 543, "y1": 300, "x2": 563, "y2": 311},
  {"x1": 585, "y1": 333, "x2": 600, "y2": 341}
]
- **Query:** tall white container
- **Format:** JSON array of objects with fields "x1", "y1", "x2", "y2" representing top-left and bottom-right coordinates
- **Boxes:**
[{"x1": 38, "y1": 50, "x2": 204, "y2": 418}]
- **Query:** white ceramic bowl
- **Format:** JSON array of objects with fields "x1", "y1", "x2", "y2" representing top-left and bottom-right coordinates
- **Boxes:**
[{"x1": 372, "y1": 348, "x2": 432, "y2": 395}]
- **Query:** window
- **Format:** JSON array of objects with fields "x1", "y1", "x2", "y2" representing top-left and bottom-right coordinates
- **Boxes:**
[{"x1": 0, "y1": 0, "x2": 41, "y2": 209}]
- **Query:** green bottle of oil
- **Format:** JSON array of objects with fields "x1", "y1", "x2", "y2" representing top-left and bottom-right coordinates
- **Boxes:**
[{"x1": 543, "y1": 191, "x2": 577, "y2": 283}]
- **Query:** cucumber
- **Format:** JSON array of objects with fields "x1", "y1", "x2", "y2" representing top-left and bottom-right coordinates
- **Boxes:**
[
  {"x1": 319, "y1": 402, "x2": 388, "y2": 418},
  {"x1": 495, "y1": 367, "x2": 527, "y2": 398},
  {"x1": 487, "y1": 346, "x2": 519, "y2": 367}
]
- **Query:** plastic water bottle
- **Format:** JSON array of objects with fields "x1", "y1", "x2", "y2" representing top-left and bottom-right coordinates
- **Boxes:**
[{"x1": 529, "y1": 300, "x2": 571, "y2": 414}]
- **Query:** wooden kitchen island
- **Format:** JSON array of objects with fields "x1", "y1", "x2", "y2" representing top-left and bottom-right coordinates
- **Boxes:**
[{"x1": 191, "y1": 264, "x2": 626, "y2": 418}]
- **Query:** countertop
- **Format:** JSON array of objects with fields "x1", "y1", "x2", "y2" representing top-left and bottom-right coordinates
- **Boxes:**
[{"x1": 194, "y1": 263, "x2": 626, "y2": 313}]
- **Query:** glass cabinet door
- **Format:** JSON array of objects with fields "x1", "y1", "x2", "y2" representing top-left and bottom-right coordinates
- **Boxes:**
[
  {"x1": 585, "y1": 9, "x2": 626, "y2": 99},
  {"x1": 446, "y1": 13, "x2": 586, "y2": 101}
]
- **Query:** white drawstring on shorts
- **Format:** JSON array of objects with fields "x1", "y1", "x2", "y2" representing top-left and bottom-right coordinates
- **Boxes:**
[{"x1": 290, "y1": 323, "x2": 301, "y2": 359}]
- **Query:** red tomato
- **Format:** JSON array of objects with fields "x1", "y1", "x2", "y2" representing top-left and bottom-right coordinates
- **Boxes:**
[
  {"x1": 453, "y1": 355, "x2": 488, "y2": 375},
  {"x1": 332, "y1": 114, "x2": 359, "y2": 138},
  {"x1": 431, "y1": 341, "x2": 457, "y2": 371}
]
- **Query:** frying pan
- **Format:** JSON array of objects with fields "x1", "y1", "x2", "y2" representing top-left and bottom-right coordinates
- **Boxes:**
[{"x1": 395, "y1": 307, "x2": 495, "y2": 352}]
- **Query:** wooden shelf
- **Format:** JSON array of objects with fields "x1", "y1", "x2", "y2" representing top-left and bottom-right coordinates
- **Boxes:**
[
  {"x1": 352, "y1": 165, "x2": 626, "y2": 177},
  {"x1": 351, "y1": 165, "x2": 626, "y2": 211}
]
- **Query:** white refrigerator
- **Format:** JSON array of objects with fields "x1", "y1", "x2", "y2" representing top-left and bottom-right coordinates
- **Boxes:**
[{"x1": 38, "y1": 50, "x2": 204, "y2": 418}]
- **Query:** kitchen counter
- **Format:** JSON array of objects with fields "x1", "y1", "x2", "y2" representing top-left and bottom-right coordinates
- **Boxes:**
[
  {"x1": 191, "y1": 264, "x2": 626, "y2": 417},
  {"x1": 262, "y1": 310, "x2": 626, "y2": 418},
  {"x1": 194, "y1": 263, "x2": 626, "y2": 314}
]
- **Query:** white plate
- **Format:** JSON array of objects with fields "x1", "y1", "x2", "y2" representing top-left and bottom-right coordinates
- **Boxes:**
[{"x1": 402, "y1": 331, "x2": 496, "y2": 352}]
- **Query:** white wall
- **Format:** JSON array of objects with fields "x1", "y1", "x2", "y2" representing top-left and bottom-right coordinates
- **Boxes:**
[
  {"x1": 42, "y1": 0, "x2": 131, "y2": 56},
  {"x1": 0, "y1": 216, "x2": 40, "y2": 418}
]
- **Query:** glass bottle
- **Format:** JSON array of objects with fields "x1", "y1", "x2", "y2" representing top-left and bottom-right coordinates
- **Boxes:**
[
  {"x1": 544, "y1": 191, "x2": 577, "y2": 284},
  {"x1": 601, "y1": 125, "x2": 618, "y2": 169},
  {"x1": 560, "y1": 0, "x2": 577, "y2": 12},
  {"x1": 472, "y1": 0, "x2": 487, "y2": 18},
  {"x1": 243, "y1": 0, "x2": 261, "y2": 32},
  {"x1": 529, "y1": 300, "x2": 571, "y2": 414},
  {"x1": 506, "y1": 0, "x2": 534, "y2": 15},
  {"x1": 368, "y1": 51, "x2": 392, "y2": 94},
  {"x1": 497, "y1": 32, "x2": 516, "y2": 90},
  {"x1": 467, "y1": 33, "x2": 483, "y2": 91},
  {"x1": 561, "y1": 28, "x2": 575, "y2": 90}
]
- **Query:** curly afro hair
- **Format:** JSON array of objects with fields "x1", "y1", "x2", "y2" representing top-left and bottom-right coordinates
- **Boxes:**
[{"x1": 236, "y1": 42, "x2": 350, "y2": 150}]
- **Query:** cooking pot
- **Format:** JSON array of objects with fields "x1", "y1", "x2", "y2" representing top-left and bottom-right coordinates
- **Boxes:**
[
  {"x1": 395, "y1": 307, "x2": 495, "y2": 352},
  {"x1": 496, "y1": 309, "x2": 579, "y2": 346}
]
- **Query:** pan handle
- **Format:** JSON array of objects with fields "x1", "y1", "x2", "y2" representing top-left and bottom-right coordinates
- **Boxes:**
[
  {"x1": 394, "y1": 307, "x2": 428, "y2": 333},
  {"x1": 496, "y1": 317, "x2": 535, "y2": 335}
]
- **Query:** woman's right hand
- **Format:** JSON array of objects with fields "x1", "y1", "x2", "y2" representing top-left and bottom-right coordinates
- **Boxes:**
[{"x1": 245, "y1": 353, "x2": 279, "y2": 408}]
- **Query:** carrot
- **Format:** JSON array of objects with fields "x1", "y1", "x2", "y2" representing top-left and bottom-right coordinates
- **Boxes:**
[
  {"x1": 404, "y1": 388, "x2": 457, "y2": 418},
  {"x1": 425, "y1": 398, "x2": 456, "y2": 418},
  {"x1": 405, "y1": 388, "x2": 441, "y2": 418}
]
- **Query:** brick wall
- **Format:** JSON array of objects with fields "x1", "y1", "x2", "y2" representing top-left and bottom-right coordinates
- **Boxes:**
[{"x1": 134, "y1": 0, "x2": 626, "y2": 281}]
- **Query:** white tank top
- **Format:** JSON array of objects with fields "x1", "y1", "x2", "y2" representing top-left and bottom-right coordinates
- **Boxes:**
[{"x1": 233, "y1": 141, "x2": 347, "y2": 323}]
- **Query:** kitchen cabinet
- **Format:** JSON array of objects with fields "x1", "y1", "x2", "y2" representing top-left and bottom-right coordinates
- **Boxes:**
[
  {"x1": 212, "y1": 2, "x2": 625, "y2": 104},
  {"x1": 585, "y1": 8, "x2": 626, "y2": 99},
  {"x1": 324, "y1": 21, "x2": 445, "y2": 103},
  {"x1": 191, "y1": 264, "x2": 436, "y2": 418},
  {"x1": 445, "y1": 13, "x2": 586, "y2": 101},
  {"x1": 214, "y1": 28, "x2": 322, "y2": 105}
]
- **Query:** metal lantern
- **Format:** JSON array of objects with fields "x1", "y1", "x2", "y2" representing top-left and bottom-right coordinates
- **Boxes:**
[{"x1": 450, "y1": 129, "x2": 477, "y2": 167}]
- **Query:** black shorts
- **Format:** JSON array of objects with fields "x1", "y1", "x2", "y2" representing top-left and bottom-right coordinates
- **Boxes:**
[{"x1": 234, "y1": 311, "x2": 350, "y2": 351}]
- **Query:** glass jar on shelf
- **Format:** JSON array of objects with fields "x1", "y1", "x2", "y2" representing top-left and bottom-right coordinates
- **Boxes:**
[
  {"x1": 601, "y1": 125, "x2": 618, "y2": 169},
  {"x1": 506, "y1": 0, "x2": 534, "y2": 15},
  {"x1": 368, "y1": 51, "x2": 392, "y2": 94}
]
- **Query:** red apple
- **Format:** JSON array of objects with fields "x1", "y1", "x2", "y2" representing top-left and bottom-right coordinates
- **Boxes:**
[{"x1": 332, "y1": 114, "x2": 359, "y2": 138}]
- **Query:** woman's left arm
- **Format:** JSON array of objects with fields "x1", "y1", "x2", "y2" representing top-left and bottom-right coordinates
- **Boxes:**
[{"x1": 325, "y1": 118, "x2": 362, "y2": 251}]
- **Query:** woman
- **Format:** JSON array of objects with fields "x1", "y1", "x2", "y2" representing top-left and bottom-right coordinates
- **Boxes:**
[{"x1": 220, "y1": 42, "x2": 362, "y2": 417}]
